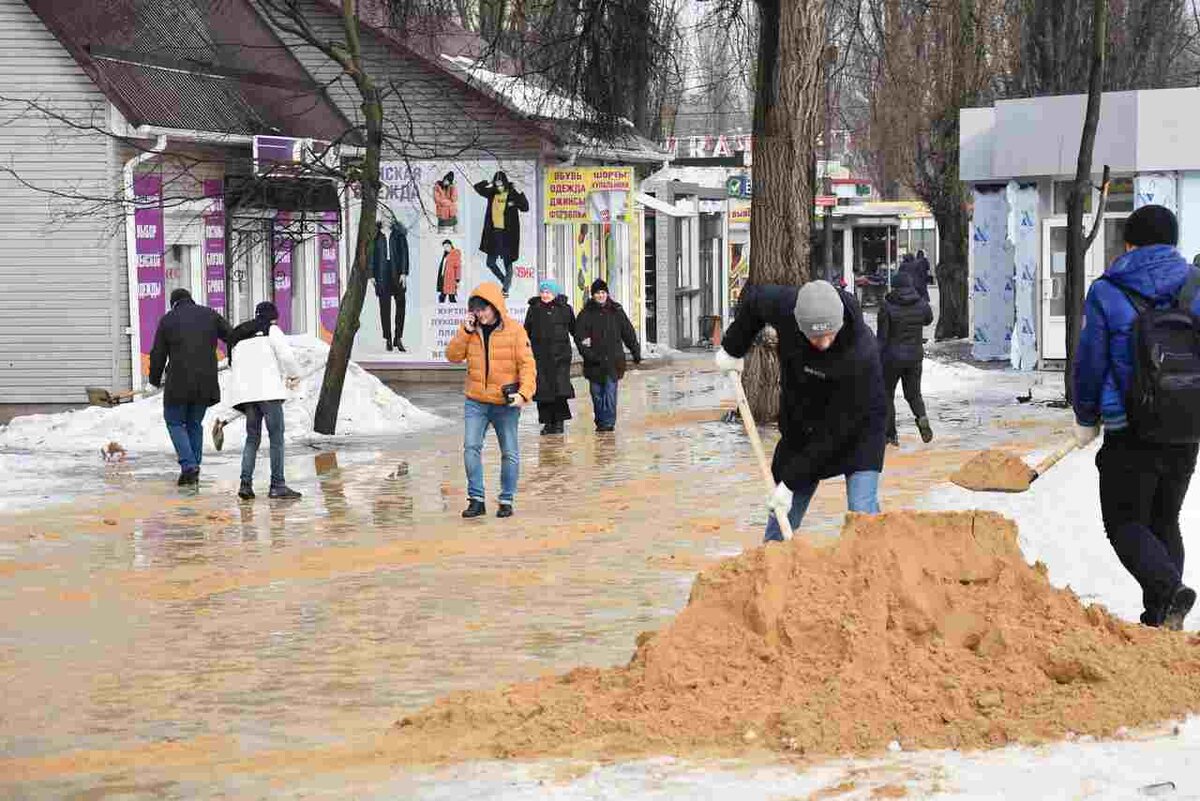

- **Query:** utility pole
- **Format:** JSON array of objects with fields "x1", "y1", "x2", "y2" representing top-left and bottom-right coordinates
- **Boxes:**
[{"x1": 822, "y1": 43, "x2": 837, "y2": 282}]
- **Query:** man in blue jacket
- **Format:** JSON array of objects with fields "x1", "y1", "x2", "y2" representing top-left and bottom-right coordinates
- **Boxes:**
[
  {"x1": 716, "y1": 280, "x2": 887, "y2": 542},
  {"x1": 1074, "y1": 204, "x2": 1199, "y2": 630}
]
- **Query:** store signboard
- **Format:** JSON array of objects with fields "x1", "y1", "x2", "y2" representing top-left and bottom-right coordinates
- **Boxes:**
[
  {"x1": 272, "y1": 212, "x2": 294, "y2": 333},
  {"x1": 134, "y1": 173, "x2": 164, "y2": 376},
  {"x1": 318, "y1": 211, "x2": 341, "y2": 343},
  {"x1": 544, "y1": 167, "x2": 633, "y2": 223}
]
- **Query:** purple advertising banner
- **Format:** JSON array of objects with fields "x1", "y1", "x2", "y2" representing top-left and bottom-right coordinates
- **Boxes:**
[
  {"x1": 134, "y1": 173, "x2": 164, "y2": 377},
  {"x1": 273, "y1": 212, "x2": 294, "y2": 333},
  {"x1": 202, "y1": 179, "x2": 227, "y2": 351},
  {"x1": 318, "y1": 211, "x2": 340, "y2": 343}
]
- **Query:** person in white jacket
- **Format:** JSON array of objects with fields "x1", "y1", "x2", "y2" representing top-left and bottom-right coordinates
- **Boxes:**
[{"x1": 226, "y1": 302, "x2": 302, "y2": 500}]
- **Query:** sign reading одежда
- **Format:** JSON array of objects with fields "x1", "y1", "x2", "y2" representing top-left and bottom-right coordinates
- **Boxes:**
[{"x1": 544, "y1": 167, "x2": 634, "y2": 223}]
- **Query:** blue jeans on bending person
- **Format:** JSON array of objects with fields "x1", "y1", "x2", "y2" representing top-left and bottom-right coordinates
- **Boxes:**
[
  {"x1": 764, "y1": 470, "x2": 881, "y2": 542},
  {"x1": 590, "y1": 378, "x2": 618, "y2": 429},
  {"x1": 241, "y1": 400, "x2": 286, "y2": 487},
  {"x1": 464, "y1": 398, "x2": 521, "y2": 503},
  {"x1": 164, "y1": 403, "x2": 207, "y2": 472}
]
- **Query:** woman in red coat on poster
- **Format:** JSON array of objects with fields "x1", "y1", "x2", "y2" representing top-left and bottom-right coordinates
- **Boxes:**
[{"x1": 438, "y1": 240, "x2": 462, "y2": 303}]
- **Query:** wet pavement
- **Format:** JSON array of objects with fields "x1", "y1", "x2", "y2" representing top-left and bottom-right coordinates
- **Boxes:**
[{"x1": 0, "y1": 353, "x2": 1071, "y2": 797}]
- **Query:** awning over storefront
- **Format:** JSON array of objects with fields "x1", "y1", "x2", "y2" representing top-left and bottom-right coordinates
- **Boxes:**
[{"x1": 635, "y1": 192, "x2": 694, "y2": 217}]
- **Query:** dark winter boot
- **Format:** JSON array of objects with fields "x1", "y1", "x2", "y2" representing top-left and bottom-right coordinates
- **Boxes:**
[
  {"x1": 462, "y1": 500, "x2": 486, "y2": 518},
  {"x1": 385, "y1": 338, "x2": 394, "y2": 352},
  {"x1": 550, "y1": 421, "x2": 565, "y2": 435},
  {"x1": 497, "y1": 503, "x2": 514, "y2": 519},
  {"x1": 268, "y1": 485, "x2": 302, "y2": 500},
  {"x1": 917, "y1": 416, "x2": 934, "y2": 444},
  {"x1": 886, "y1": 434, "x2": 899, "y2": 447},
  {"x1": 238, "y1": 481, "x2": 255, "y2": 500},
  {"x1": 1163, "y1": 584, "x2": 1197, "y2": 631},
  {"x1": 540, "y1": 424, "x2": 551, "y2": 436},
  {"x1": 396, "y1": 341, "x2": 406, "y2": 353},
  {"x1": 178, "y1": 469, "x2": 200, "y2": 487}
]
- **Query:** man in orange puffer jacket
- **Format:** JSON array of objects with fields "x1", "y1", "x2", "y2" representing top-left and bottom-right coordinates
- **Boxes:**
[{"x1": 446, "y1": 282, "x2": 537, "y2": 519}]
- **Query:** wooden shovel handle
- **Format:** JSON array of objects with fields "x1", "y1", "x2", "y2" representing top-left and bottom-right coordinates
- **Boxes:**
[
  {"x1": 1032, "y1": 439, "x2": 1078, "y2": 478},
  {"x1": 730, "y1": 372, "x2": 794, "y2": 541}
]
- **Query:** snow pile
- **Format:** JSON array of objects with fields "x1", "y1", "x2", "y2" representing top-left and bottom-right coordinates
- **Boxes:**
[
  {"x1": 0, "y1": 336, "x2": 442, "y2": 455},
  {"x1": 642, "y1": 342, "x2": 680, "y2": 361}
]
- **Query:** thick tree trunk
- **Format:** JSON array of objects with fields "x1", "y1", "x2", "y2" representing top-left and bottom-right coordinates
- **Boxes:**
[
  {"x1": 933, "y1": 203, "x2": 969, "y2": 341},
  {"x1": 743, "y1": 0, "x2": 825, "y2": 422},
  {"x1": 314, "y1": 2, "x2": 384, "y2": 435}
]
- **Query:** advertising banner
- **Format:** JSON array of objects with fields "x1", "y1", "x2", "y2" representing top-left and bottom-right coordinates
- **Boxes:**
[
  {"x1": 202, "y1": 178, "x2": 227, "y2": 332},
  {"x1": 544, "y1": 167, "x2": 633, "y2": 223},
  {"x1": 729, "y1": 200, "x2": 751, "y2": 228},
  {"x1": 1135, "y1": 173, "x2": 1178, "y2": 214},
  {"x1": 729, "y1": 241, "x2": 749, "y2": 312},
  {"x1": 970, "y1": 187, "x2": 1014, "y2": 362},
  {"x1": 272, "y1": 212, "x2": 294, "y2": 333},
  {"x1": 1008, "y1": 182, "x2": 1038, "y2": 370},
  {"x1": 318, "y1": 211, "x2": 340, "y2": 343},
  {"x1": 353, "y1": 159, "x2": 539, "y2": 363},
  {"x1": 134, "y1": 173, "x2": 164, "y2": 377}
]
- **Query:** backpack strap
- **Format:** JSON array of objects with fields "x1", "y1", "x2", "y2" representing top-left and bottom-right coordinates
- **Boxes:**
[
  {"x1": 1177, "y1": 266, "x2": 1200, "y2": 311},
  {"x1": 1098, "y1": 275, "x2": 1151, "y2": 316}
]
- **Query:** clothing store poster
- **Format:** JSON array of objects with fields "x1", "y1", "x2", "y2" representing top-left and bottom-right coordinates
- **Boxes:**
[{"x1": 348, "y1": 159, "x2": 539, "y2": 363}]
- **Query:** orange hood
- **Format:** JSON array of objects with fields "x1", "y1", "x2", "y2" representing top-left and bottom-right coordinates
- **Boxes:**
[{"x1": 468, "y1": 282, "x2": 508, "y2": 318}]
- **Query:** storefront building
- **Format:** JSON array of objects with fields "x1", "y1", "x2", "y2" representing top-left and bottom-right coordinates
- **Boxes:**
[{"x1": 961, "y1": 87, "x2": 1200, "y2": 368}]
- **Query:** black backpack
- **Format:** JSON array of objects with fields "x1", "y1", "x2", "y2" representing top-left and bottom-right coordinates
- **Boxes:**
[{"x1": 1105, "y1": 267, "x2": 1200, "y2": 444}]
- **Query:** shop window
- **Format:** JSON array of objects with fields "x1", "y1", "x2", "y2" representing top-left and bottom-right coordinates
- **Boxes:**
[
  {"x1": 1105, "y1": 177, "x2": 1134, "y2": 213},
  {"x1": 1053, "y1": 180, "x2": 1093, "y2": 216}
]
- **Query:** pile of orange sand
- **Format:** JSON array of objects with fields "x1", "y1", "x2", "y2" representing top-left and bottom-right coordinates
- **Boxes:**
[
  {"x1": 950, "y1": 450, "x2": 1037, "y2": 492},
  {"x1": 389, "y1": 512, "x2": 1200, "y2": 763}
]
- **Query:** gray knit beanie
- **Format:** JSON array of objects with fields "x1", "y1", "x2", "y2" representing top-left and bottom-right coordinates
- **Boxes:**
[{"x1": 794, "y1": 280, "x2": 845, "y2": 338}]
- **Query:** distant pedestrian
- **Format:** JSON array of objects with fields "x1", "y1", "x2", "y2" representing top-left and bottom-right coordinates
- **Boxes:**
[
  {"x1": 525, "y1": 279, "x2": 576, "y2": 435},
  {"x1": 226, "y1": 302, "x2": 303, "y2": 501},
  {"x1": 147, "y1": 288, "x2": 232, "y2": 486},
  {"x1": 877, "y1": 272, "x2": 934, "y2": 446},
  {"x1": 716, "y1": 280, "x2": 886, "y2": 542},
  {"x1": 1074, "y1": 204, "x2": 1200, "y2": 630},
  {"x1": 446, "y1": 282, "x2": 536, "y2": 518},
  {"x1": 899, "y1": 250, "x2": 932, "y2": 302},
  {"x1": 574, "y1": 279, "x2": 641, "y2": 432}
]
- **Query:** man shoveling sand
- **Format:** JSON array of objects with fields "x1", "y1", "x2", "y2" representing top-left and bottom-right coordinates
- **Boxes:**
[{"x1": 387, "y1": 511, "x2": 1200, "y2": 764}]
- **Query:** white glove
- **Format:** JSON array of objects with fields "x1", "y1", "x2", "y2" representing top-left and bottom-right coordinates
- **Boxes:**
[
  {"x1": 506, "y1": 392, "x2": 527, "y2": 409},
  {"x1": 1074, "y1": 423, "x2": 1100, "y2": 448},
  {"x1": 715, "y1": 348, "x2": 744, "y2": 374},
  {"x1": 766, "y1": 482, "x2": 793, "y2": 516}
]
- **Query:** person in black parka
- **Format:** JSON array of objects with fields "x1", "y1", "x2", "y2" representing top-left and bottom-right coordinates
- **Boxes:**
[
  {"x1": 877, "y1": 271, "x2": 934, "y2": 445},
  {"x1": 716, "y1": 280, "x2": 887, "y2": 542},
  {"x1": 899, "y1": 249, "x2": 932, "y2": 302},
  {"x1": 525, "y1": 279, "x2": 576, "y2": 435},
  {"x1": 148, "y1": 288, "x2": 233, "y2": 486},
  {"x1": 574, "y1": 279, "x2": 641, "y2": 432}
]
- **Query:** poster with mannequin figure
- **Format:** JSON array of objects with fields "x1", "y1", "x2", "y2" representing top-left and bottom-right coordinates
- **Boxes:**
[{"x1": 349, "y1": 160, "x2": 538, "y2": 364}]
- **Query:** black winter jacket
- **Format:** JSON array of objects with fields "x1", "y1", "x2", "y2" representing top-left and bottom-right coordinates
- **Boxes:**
[
  {"x1": 899, "y1": 259, "x2": 931, "y2": 302},
  {"x1": 525, "y1": 295, "x2": 577, "y2": 402},
  {"x1": 721, "y1": 284, "x2": 887, "y2": 489},
  {"x1": 877, "y1": 286, "x2": 933, "y2": 366},
  {"x1": 148, "y1": 299, "x2": 232, "y2": 407},
  {"x1": 389, "y1": 222, "x2": 410, "y2": 278},
  {"x1": 574, "y1": 299, "x2": 641, "y2": 383},
  {"x1": 474, "y1": 182, "x2": 529, "y2": 261}
]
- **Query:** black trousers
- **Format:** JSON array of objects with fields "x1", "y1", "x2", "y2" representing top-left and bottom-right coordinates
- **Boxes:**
[
  {"x1": 537, "y1": 398, "x2": 572, "y2": 425},
  {"x1": 884, "y1": 361, "x2": 927, "y2": 438},
  {"x1": 378, "y1": 287, "x2": 406, "y2": 344},
  {"x1": 1097, "y1": 430, "x2": 1198, "y2": 624}
]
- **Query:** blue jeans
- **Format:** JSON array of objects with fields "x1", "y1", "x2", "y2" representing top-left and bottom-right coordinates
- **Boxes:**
[
  {"x1": 164, "y1": 403, "x2": 207, "y2": 473},
  {"x1": 764, "y1": 470, "x2": 881, "y2": 542},
  {"x1": 464, "y1": 399, "x2": 521, "y2": 503},
  {"x1": 241, "y1": 401, "x2": 286, "y2": 486},
  {"x1": 590, "y1": 378, "x2": 619, "y2": 428}
]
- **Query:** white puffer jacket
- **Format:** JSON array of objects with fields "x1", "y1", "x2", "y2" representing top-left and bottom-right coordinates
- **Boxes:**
[{"x1": 225, "y1": 326, "x2": 302, "y2": 410}]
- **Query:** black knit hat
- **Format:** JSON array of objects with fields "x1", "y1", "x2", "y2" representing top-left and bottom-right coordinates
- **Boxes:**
[
  {"x1": 1124, "y1": 204, "x2": 1179, "y2": 247},
  {"x1": 169, "y1": 288, "x2": 192, "y2": 308},
  {"x1": 255, "y1": 301, "x2": 279, "y2": 321},
  {"x1": 591, "y1": 279, "x2": 609, "y2": 295}
]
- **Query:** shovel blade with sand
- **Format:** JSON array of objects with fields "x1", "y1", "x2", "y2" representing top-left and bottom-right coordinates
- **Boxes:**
[{"x1": 950, "y1": 439, "x2": 1077, "y2": 493}]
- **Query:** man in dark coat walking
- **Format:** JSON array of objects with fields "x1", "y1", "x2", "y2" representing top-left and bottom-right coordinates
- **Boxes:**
[
  {"x1": 716, "y1": 280, "x2": 887, "y2": 542},
  {"x1": 525, "y1": 279, "x2": 576, "y2": 435},
  {"x1": 878, "y1": 271, "x2": 934, "y2": 445},
  {"x1": 474, "y1": 171, "x2": 529, "y2": 296},
  {"x1": 148, "y1": 288, "x2": 232, "y2": 485},
  {"x1": 574, "y1": 279, "x2": 641, "y2": 432},
  {"x1": 900, "y1": 249, "x2": 932, "y2": 302}
]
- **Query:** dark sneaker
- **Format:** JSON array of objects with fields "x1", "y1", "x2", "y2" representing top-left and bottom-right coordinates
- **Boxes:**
[
  {"x1": 886, "y1": 435, "x2": 899, "y2": 447},
  {"x1": 396, "y1": 342, "x2": 406, "y2": 353},
  {"x1": 540, "y1": 425, "x2": 551, "y2": 436},
  {"x1": 596, "y1": 424, "x2": 615, "y2": 433},
  {"x1": 238, "y1": 482, "x2": 255, "y2": 500},
  {"x1": 268, "y1": 485, "x2": 302, "y2": 500},
  {"x1": 1163, "y1": 585, "x2": 1196, "y2": 631},
  {"x1": 497, "y1": 503, "x2": 513, "y2": 518},
  {"x1": 917, "y1": 416, "x2": 934, "y2": 443},
  {"x1": 550, "y1": 422, "x2": 565, "y2": 435},
  {"x1": 178, "y1": 469, "x2": 200, "y2": 486},
  {"x1": 385, "y1": 338, "x2": 394, "y2": 352},
  {"x1": 462, "y1": 500, "x2": 486, "y2": 518}
]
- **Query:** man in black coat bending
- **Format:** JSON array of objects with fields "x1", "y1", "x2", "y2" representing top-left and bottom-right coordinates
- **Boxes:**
[
  {"x1": 716, "y1": 280, "x2": 887, "y2": 542},
  {"x1": 148, "y1": 288, "x2": 232, "y2": 486},
  {"x1": 877, "y1": 271, "x2": 934, "y2": 445}
]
